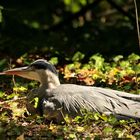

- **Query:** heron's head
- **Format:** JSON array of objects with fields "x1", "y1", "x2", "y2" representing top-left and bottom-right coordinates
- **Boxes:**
[{"x1": 2, "y1": 59, "x2": 58, "y2": 83}]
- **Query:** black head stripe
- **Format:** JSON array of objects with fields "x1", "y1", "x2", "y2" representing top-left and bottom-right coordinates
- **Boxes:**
[
  {"x1": 30, "y1": 60, "x2": 58, "y2": 75},
  {"x1": 31, "y1": 61, "x2": 48, "y2": 69}
]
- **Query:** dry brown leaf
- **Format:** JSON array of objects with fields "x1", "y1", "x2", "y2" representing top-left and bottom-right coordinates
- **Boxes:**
[{"x1": 16, "y1": 133, "x2": 25, "y2": 140}]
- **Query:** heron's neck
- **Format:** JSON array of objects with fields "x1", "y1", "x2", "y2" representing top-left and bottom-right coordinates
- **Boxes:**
[{"x1": 39, "y1": 70, "x2": 60, "y2": 89}]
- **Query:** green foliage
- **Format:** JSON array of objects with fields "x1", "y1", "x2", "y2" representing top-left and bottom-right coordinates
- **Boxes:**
[
  {"x1": 89, "y1": 54, "x2": 105, "y2": 70},
  {"x1": 33, "y1": 97, "x2": 39, "y2": 109},
  {"x1": 49, "y1": 57, "x2": 58, "y2": 65},
  {"x1": 0, "y1": 0, "x2": 139, "y2": 138},
  {"x1": 0, "y1": 91, "x2": 4, "y2": 98},
  {"x1": 128, "y1": 53, "x2": 140, "y2": 62},
  {"x1": 0, "y1": 5, "x2": 3, "y2": 23},
  {"x1": 113, "y1": 55, "x2": 123, "y2": 63},
  {"x1": 72, "y1": 51, "x2": 85, "y2": 62},
  {"x1": 63, "y1": 53, "x2": 140, "y2": 92},
  {"x1": 64, "y1": 0, "x2": 87, "y2": 13},
  {"x1": 0, "y1": 53, "x2": 140, "y2": 139}
]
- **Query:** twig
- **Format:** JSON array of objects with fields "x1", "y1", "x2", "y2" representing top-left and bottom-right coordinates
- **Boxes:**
[
  {"x1": 133, "y1": 0, "x2": 140, "y2": 49},
  {"x1": 107, "y1": 0, "x2": 136, "y2": 23},
  {"x1": 8, "y1": 59, "x2": 18, "y2": 94},
  {"x1": 133, "y1": 0, "x2": 140, "y2": 93},
  {"x1": 0, "y1": 97, "x2": 26, "y2": 105},
  {"x1": 44, "y1": 0, "x2": 102, "y2": 32},
  {"x1": 9, "y1": 59, "x2": 17, "y2": 88}
]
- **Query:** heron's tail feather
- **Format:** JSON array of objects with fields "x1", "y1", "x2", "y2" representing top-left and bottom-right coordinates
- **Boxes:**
[{"x1": 93, "y1": 87, "x2": 140, "y2": 119}]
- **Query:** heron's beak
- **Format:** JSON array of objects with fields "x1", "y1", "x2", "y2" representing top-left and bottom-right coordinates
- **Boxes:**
[
  {"x1": 0, "y1": 66, "x2": 40, "y2": 81},
  {"x1": 1, "y1": 66, "x2": 33, "y2": 79},
  {"x1": 2, "y1": 67, "x2": 29, "y2": 75}
]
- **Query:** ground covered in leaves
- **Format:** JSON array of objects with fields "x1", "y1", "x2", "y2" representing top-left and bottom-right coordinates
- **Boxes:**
[{"x1": 0, "y1": 53, "x2": 140, "y2": 139}]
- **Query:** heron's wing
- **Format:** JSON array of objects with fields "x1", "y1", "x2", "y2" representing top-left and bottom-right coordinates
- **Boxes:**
[
  {"x1": 91, "y1": 86, "x2": 140, "y2": 118},
  {"x1": 47, "y1": 84, "x2": 140, "y2": 119},
  {"x1": 95, "y1": 87, "x2": 140, "y2": 102},
  {"x1": 48, "y1": 84, "x2": 101, "y2": 113}
]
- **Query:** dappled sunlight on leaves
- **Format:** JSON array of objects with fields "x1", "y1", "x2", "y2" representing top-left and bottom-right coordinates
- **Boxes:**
[
  {"x1": 61, "y1": 53, "x2": 140, "y2": 93},
  {"x1": 0, "y1": 53, "x2": 140, "y2": 139}
]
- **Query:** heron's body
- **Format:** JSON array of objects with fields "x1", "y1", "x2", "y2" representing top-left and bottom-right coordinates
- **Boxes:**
[
  {"x1": 2, "y1": 59, "x2": 140, "y2": 122},
  {"x1": 27, "y1": 84, "x2": 140, "y2": 121}
]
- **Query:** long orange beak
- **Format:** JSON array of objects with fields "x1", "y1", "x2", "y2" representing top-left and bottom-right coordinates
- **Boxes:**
[
  {"x1": 0, "y1": 72, "x2": 5, "y2": 75},
  {"x1": 0, "y1": 67, "x2": 29, "y2": 76},
  {"x1": 0, "y1": 66, "x2": 40, "y2": 82}
]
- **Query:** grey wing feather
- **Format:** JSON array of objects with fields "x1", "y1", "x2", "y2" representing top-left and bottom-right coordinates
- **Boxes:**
[
  {"x1": 46, "y1": 84, "x2": 140, "y2": 119},
  {"x1": 96, "y1": 87, "x2": 140, "y2": 101},
  {"x1": 49, "y1": 85, "x2": 98, "y2": 113}
]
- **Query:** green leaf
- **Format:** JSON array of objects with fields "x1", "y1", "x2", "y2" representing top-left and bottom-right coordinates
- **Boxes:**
[
  {"x1": 80, "y1": 0, "x2": 87, "y2": 5},
  {"x1": 89, "y1": 54, "x2": 105, "y2": 70},
  {"x1": 0, "y1": 5, "x2": 3, "y2": 23},
  {"x1": 72, "y1": 51, "x2": 85, "y2": 62},
  {"x1": 108, "y1": 115, "x2": 118, "y2": 125},
  {"x1": 69, "y1": 133, "x2": 76, "y2": 139},
  {"x1": 49, "y1": 57, "x2": 58, "y2": 65},
  {"x1": 103, "y1": 127, "x2": 113, "y2": 133},
  {"x1": 93, "y1": 113, "x2": 99, "y2": 120},
  {"x1": 33, "y1": 97, "x2": 39, "y2": 108},
  {"x1": 6, "y1": 93, "x2": 18, "y2": 100},
  {"x1": 119, "y1": 61, "x2": 130, "y2": 68},
  {"x1": 113, "y1": 55, "x2": 123, "y2": 62},
  {"x1": 13, "y1": 86, "x2": 27, "y2": 92},
  {"x1": 0, "y1": 91, "x2": 4, "y2": 98},
  {"x1": 71, "y1": 3, "x2": 80, "y2": 13},
  {"x1": 128, "y1": 53, "x2": 140, "y2": 62},
  {"x1": 73, "y1": 115, "x2": 82, "y2": 123},
  {"x1": 64, "y1": 0, "x2": 72, "y2": 5},
  {"x1": 133, "y1": 65, "x2": 140, "y2": 73}
]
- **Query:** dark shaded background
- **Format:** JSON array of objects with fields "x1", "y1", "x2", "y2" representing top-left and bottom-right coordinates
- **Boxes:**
[{"x1": 0, "y1": 0, "x2": 140, "y2": 63}]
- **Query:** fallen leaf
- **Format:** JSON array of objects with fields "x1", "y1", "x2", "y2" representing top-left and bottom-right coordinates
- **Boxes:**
[{"x1": 16, "y1": 133, "x2": 25, "y2": 140}]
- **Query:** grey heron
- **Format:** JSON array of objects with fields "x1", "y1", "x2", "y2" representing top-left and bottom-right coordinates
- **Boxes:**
[{"x1": 2, "y1": 59, "x2": 140, "y2": 122}]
